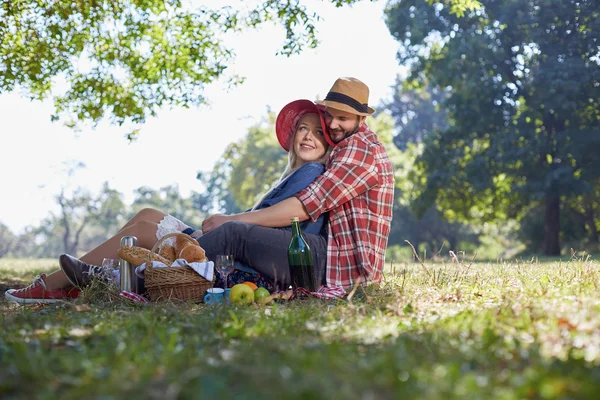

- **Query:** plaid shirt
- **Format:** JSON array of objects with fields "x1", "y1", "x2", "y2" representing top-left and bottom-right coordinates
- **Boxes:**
[{"x1": 296, "y1": 125, "x2": 394, "y2": 288}]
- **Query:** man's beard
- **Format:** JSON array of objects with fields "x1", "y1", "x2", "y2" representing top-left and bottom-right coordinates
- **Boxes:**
[{"x1": 331, "y1": 122, "x2": 361, "y2": 144}]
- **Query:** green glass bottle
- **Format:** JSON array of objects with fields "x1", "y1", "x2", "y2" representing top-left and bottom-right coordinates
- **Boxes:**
[{"x1": 287, "y1": 217, "x2": 317, "y2": 291}]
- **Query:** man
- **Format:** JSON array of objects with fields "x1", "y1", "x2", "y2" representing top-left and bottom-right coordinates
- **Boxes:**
[{"x1": 202, "y1": 77, "x2": 395, "y2": 288}]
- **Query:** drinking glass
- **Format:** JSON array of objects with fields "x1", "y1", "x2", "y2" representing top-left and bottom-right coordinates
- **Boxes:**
[
  {"x1": 102, "y1": 258, "x2": 119, "y2": 270},
  {"x1": 215, "y1": 254, "x2": 235, "y2": 291},
  {"x1": 102, "y1": 258, "x2": 120, "y2": 283}
]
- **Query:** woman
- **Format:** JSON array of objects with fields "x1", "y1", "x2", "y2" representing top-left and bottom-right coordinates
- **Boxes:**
[{"x1": 5, "y1": 99, "x2": 333, "y2": 304}]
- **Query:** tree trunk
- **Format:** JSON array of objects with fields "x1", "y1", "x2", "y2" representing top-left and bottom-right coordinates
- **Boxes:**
[
  {"x1": 543, "y1": 195, "x2": 561, "y2": 256},
  {"x1": 584, "y1": 203, "x2": 599, "y2": 244},
  {"x1": 448, "y1": 235, "x2": 457, "y2": 252}
]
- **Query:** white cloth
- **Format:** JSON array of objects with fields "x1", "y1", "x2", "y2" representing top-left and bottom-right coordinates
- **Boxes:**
[
  {"x1": 135, "y1": 259, "x2": 214, "y2": 282},
  {"x1": 155, "y1": 215, "x2": 192, "y2": 245}
]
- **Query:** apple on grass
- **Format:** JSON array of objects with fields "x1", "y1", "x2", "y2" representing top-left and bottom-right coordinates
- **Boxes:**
[
  {"x1": 229, "y1": 283, "x2": 254, "y2": 305},
  {"x1": 254, "y1": 287, "x2": 270, "y2": 302}
]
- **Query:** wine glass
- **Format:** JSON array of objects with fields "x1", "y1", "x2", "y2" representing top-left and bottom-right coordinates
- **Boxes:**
[
  {"x1": 102, "y1": 258, "x2": 120, "y2": 283},
  {"x1": 215, "y1": 254, "x2": 235, "y2": 291}
]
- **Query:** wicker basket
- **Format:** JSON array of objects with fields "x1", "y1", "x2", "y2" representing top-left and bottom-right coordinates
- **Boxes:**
[{"x1": 143, "y1": 232, "x2": 214, "y2": 302}]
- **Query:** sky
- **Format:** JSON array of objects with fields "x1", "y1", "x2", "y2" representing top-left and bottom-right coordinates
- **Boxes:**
[{"x1": 0, "y1": 0, "x2": 401, "y2": 235}]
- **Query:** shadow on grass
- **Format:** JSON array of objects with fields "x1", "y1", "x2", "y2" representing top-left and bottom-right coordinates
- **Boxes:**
[
  {"x1": 0, "y1": 303, "x2": 598, "y2": 399},
  {"x1": 0, "y1": 279, "x2": 27, "y2": 293}
]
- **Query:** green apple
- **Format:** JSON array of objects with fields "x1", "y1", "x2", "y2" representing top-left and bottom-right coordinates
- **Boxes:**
[
  {"x1": 229, "y1": 283, "x2": 254, "y2": 305},
  {"x1": 254, "y1": 287, "x2": 270, "y2": 302}
]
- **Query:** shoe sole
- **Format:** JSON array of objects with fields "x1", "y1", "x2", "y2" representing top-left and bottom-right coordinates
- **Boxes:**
[
  {"x1": 59, "y1": 254, "x2": 80, "y2": 287},
  {"x1": 4, "y1": 290, "x2": 59, "y2": 304}
]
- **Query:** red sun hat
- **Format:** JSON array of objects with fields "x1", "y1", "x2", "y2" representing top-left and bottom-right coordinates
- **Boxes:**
[{"x1": 276, "y1": 99, "x2": 335, "y2": 152}]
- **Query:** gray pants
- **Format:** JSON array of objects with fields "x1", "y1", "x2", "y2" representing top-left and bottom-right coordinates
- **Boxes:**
[{"x1": 197, "y1": 221, "x2": 327, "y2": 289}]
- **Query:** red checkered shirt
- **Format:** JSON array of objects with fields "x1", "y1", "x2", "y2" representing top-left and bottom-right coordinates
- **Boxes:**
[{"x1": 296, "y1": 124, "x2": 394, "y2": 289}]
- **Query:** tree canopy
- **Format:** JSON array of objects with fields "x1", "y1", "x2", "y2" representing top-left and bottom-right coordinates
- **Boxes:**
[
  {"x1": 385, "y1": 0, "x2": 600, "y2": 255},
  {"x1": 1, "y1": 0, "x2": 481, "y2": 138},
  {"x1": 0, "y1": 0, "x2": 363, "y2": 137}
]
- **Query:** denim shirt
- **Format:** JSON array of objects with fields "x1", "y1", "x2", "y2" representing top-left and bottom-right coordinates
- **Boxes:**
[
  {"x1": 183, "y1": 162, "x2": 328, "y2": 275},
  {"x1": 250, "y1": 162, "x2": 328, "y2": 236},
  {"x1": 232, "y1": 162, "x2": 328, "y2": 276}
]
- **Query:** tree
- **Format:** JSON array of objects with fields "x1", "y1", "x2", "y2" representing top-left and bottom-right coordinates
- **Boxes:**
[
  {"x1": 130, "y1": 184, "x2": 205, "y2": 229},
  {"x1": 383, "y1": 77, "x2": 450, "y2": 150},
  {"x1": 377, "y1": 97, "x2": 480, "y2": 255},
  {"x1": 197, "y1": 109, "x2": 287, "y2": 214},
  {"x1": 386, "y1": 0, "x2": 600, "y2": 255},
  {"x1": 54, "y1": 183, "x2": 127, "y2": 255},
  {"x1": 0, "y1": 223, "x2": 16, "y2": 258},
  {"x1": 1, "y1": 0, "x2": 481, "y2": 138},
  {"x1": 0, "y1": 0, "x2": 350, "y2": 137},
  {"x1": 9, "y1": 182, "x2": 126, "y2": 258}
]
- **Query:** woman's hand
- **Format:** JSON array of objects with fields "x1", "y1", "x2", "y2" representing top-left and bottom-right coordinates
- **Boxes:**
[{"x1": 202, "y1": 214, "x2": 233, "y2": 233}]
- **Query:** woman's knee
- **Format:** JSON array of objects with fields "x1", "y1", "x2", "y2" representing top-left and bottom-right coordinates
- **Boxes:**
[
  {"x1": 125, "y1": 220, "x2": 159, "y2": 248},
  {"x1": 134, "y1": 208, "x2": 167, "y2": 223}
]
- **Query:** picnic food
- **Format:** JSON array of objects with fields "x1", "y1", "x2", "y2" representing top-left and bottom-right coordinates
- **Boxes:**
[
  {"x1": 174, "y1": 234, "x2": 199, "y2": 255},
  {"x1": 254, "y1": 287, "x2": 270, "y2": 302},
  {"x1": 118, "y1": 246, "x2": 172, "y2": 266},
  {"x1": 178, "y1": 244, "x2": 207, "y2": 263},
  {"x1": 167, "y1": 233, "x2": 206, "y2": 262},
  {"x1": 229, "y1": 283, "x2": 254, "y2": 305},
  {"x1": 158, "y1": 244, "x2": 177, "y2": 263},
  {"x1": 242, "y1": 281, "x2": 258, "y2": 291}
]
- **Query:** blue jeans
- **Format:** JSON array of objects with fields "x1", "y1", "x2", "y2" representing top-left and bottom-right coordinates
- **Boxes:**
[{"x1": 197, "y1": 221, "x2": 327, "y2": 289}]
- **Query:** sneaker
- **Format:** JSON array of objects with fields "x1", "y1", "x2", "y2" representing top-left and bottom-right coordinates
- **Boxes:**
[
  {"x1": 4, "y1": 274, "x2": 81, "y2": 304},
  {"x1": 59, "y1": 254, "x2": 106, "y2": 288}
]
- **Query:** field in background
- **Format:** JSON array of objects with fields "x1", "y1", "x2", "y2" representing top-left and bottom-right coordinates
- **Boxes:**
[
  {"x1": 1, "y1": 257, "x2": 600, "y2": 398},
  {"x1": 0, "y1": 258, "x2": 57, "y2": 293}
]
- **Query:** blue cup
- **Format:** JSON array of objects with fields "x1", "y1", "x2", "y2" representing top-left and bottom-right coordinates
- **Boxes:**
[
  {"x1": 203, "y1": 288, "x2": 225, "y2": 305},
  {"x1": 225, "y1": 288, "x2": 231, "y2": 304}
]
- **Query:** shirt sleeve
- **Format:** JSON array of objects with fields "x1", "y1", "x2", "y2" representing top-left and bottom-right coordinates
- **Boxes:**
[
  {"x1": 297, "y1": 138, "x2": 379, "y2": 221},
  {"x1": 256, "y1": 162, "x2": 326, "y2": 209}
]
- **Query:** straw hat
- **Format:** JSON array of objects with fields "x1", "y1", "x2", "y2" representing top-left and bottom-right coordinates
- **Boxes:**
[
  {"x1": 276, "y1": 99, "x2": 334, "y2": 152},
  {"x1": 316, "y1": 77, "x2": 375, "y2": 116}
]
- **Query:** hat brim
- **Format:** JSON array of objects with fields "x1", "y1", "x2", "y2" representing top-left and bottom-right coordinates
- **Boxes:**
[
  {"x1": 276, "y1": 99, "x2": 334, "y2": 152},
  {"x1": 315, "y1": 100, "x2": 375, "y2": 116}
]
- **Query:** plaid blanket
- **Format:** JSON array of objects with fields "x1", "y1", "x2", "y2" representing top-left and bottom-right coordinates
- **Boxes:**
[
  {"x1": 120, "y1": 284, "x2": 346, "y2": 304},
  {"x1": 119, "y1": 291, "x2": 149, "y2": 303},
  {"x1": 287, "y1": 285, "x2": 347, "y2": 299}
]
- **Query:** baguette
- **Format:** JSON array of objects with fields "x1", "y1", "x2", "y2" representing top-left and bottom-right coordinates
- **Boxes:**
[{"x1": 117, "y1": 245, "x2": 172, "y2": 266}]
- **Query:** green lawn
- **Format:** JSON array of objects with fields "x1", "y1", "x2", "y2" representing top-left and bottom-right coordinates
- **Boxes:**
[{"x1": 1, "y1": 256, "x2": 600, "y2": 399}]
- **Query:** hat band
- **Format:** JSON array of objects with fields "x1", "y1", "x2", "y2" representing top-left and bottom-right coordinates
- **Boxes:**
[{"x1": 324, "y1": 92, "x2": 369, "y2": 113}]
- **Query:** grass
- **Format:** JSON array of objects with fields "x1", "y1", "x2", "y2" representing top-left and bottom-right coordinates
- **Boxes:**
[{"x1": 1, "y1": 256, "x2": 600, "y2": 399}]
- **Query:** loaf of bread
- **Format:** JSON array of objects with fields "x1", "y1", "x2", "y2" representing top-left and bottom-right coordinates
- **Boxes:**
[
  {"x1": 178, "y1": 244, "x2": 207, "y2": 263},
  {"x1": 118, "y1": 246, "x2": 173, "y2": 266},
  {"x1": 174, "y1": 234, "x2": 199, "y2": 255},
  {"x1": 158, "y1": 244, "x2": 177, "y2": 263}
]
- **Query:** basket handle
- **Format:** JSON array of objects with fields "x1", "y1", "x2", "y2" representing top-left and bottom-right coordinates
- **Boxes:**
[{"x1": 147, "y1": 232, "x2": 198, "y2": 266}]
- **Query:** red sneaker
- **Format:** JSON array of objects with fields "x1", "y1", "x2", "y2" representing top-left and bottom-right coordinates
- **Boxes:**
[{"x1": 4, "y1": 274, "x2": 81, "y2": 304}]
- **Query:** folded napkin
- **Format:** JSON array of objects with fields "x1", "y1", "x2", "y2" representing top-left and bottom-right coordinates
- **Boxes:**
[{"x1": 135, "y1": 259, "x2": 214, "y2": 281}]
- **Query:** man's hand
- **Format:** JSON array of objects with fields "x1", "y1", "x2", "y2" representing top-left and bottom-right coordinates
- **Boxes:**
[{"x1": 202, "y1": 214, "x2": 233, "y2": 233}]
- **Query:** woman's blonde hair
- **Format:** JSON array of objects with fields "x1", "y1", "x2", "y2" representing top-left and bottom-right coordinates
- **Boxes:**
[{"x1": 251, "y1": 114, "x2": 331, "y2": 211}]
